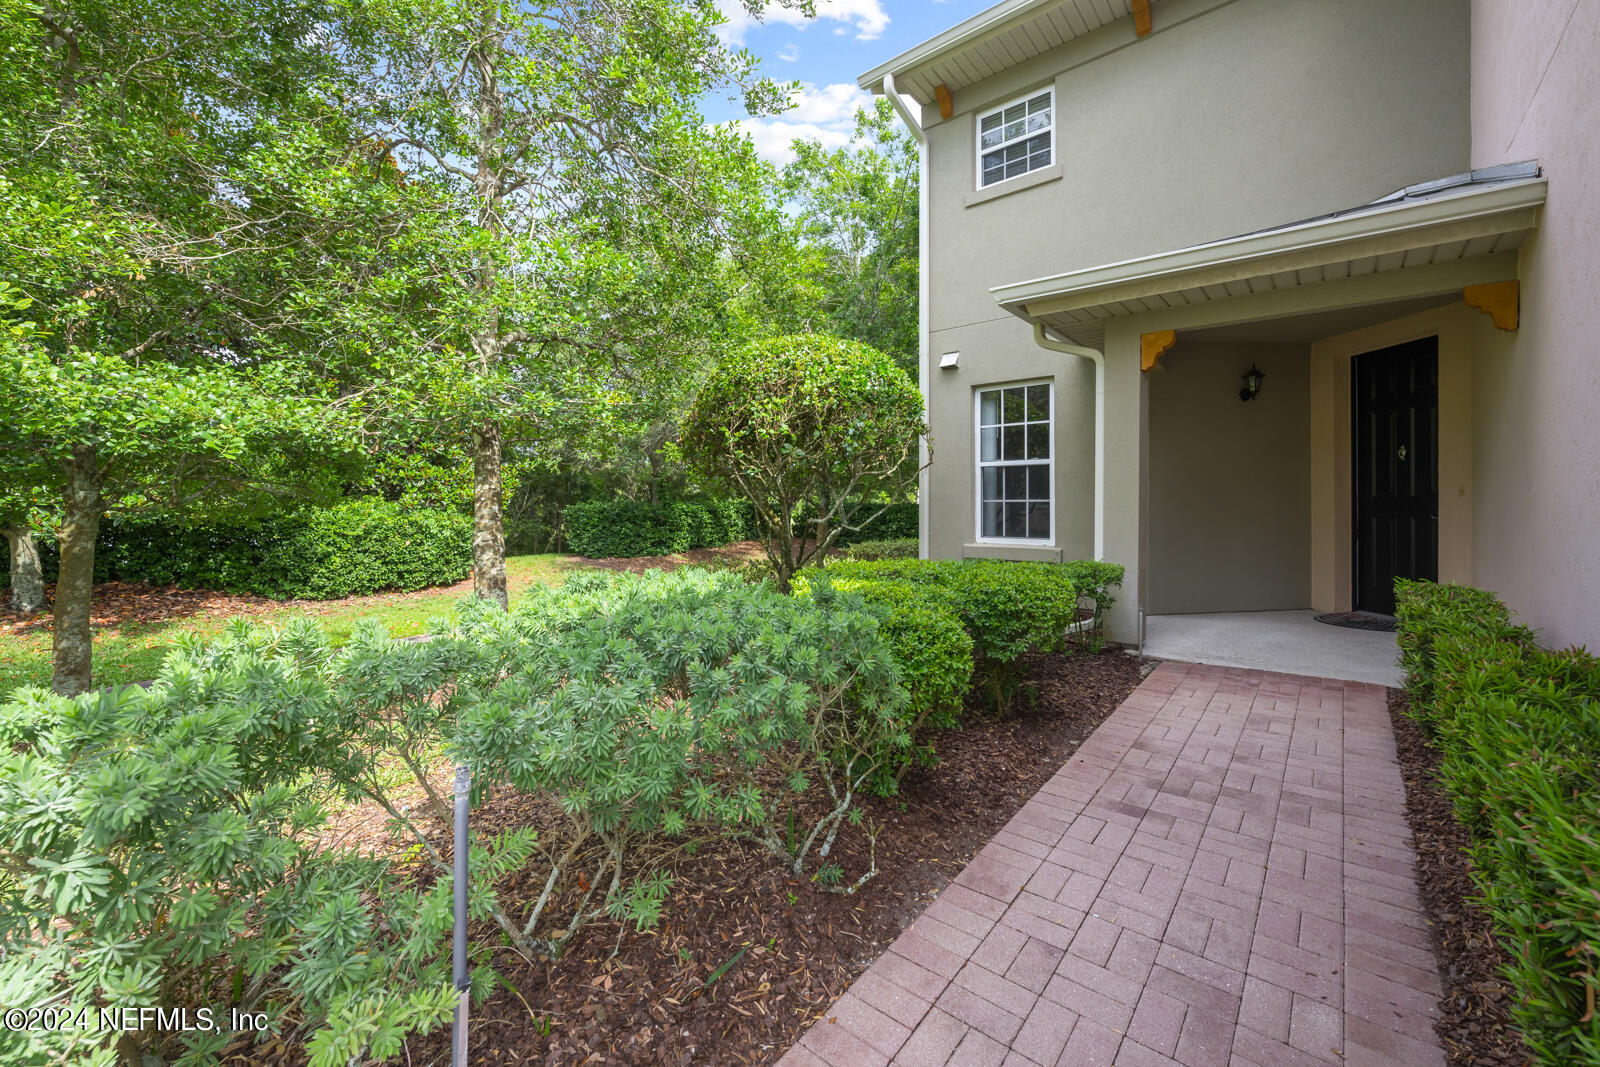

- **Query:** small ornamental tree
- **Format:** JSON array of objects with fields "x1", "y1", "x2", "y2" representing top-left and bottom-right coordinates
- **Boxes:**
[{"x1": 682, "y1": 334, "x2": 927, "y2": 592}]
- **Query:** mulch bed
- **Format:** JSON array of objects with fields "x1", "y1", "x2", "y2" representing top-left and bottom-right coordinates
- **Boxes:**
[
  {"x1": 367, "y1": 648, "x2": 1145, "y2": 1066},
  {"x1": 1387, "y1": 689, "x2": 1533, "y2": 1066}
]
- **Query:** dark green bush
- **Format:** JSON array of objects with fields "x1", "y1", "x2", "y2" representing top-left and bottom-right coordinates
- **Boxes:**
[
  {"x1": 795, "y1": 571, "x2": 973, "y2": 793},
  {"x1": 813, "y1": 558, "x2": 1123, "y2": 713},
  {"x1": 1, "y1": 500, "x2": 472, "y2": 600},
  {"x1": 563, "y1": 497, "x2": 751, "y2": 558},
  {"x1": 1395, "y1": 580, "x2": 1600, "y2": 1065},
  {"x1": 104, "y1": 499, "x2": 472, "y2": 599},
  {"x1": 795, "y1": 500, "x2": 918, "y2": 546},
  {"x1": 842, "y1": 537, "x2": 918, "y2": 561}
]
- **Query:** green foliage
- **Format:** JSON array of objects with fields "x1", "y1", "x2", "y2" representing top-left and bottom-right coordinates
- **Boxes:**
[
  {"x1": 795, "y1": 572, "x2": 973, "y2": 792},
  {"x1": 0, "y1": 619, "x2": 491, "y2": 1064},
  {"x1": 1395, "y1": 580, "x2": 1600, "y2": 1064},
  {"x1": 842, "y1": 538, "x2": 919, "y2": 561},
  {"x1": 799, "y1": 500, "x2": 918, "y2": 546},
  {"x1": 817, "y1": 559, "x2": 1124, "y2": 712},
  {"x1": 563, "y1": 497, "x2": 752, "y2": 559},
  {"x1": 448, "y1": 569, "x2": 912, "y2": 905},
  {"x1": 681, "y1": 334, "x2": 926, "y2": 591},
  {"x1": 103, "y1": 499, "x2": 472, "y2": 600}
]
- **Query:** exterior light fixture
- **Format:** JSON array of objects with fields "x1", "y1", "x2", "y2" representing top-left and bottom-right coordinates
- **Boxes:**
[{"x1": 1239, "y1": 364, "x2": 1265, "y2": 402}]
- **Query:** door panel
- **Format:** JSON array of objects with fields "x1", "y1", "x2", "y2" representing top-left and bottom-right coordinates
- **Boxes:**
[{"x1": 1352, "y1": 338, "x2": 1439, "y2": 615}]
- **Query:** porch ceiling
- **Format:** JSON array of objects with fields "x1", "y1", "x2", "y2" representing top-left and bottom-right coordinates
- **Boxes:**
[{"x1": 992, "y1": 166, "x2": 1547, "y2": 348}]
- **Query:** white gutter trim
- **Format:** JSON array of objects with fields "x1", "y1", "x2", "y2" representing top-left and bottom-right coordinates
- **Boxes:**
[
  {"x1": 859, "y1": 0, "x2": 1064, "y2": 94},
  {"x1": 885, "y1": 74, "x2": 931, "y2": 561},
  {"x1": 991, "y1": 177, "x2": 1547, "y2": 312},
  {"x1": 1030, "y1": 323, "x2": 1104, "y2": 562}
]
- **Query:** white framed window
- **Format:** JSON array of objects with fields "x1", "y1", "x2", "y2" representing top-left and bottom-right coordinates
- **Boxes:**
[
  {"x1": 976, "y1": 89, "x2": 1054, "y2": 189},
  {"x1": 975, "y1": 381, "x2": 1054, "y2": 543}
]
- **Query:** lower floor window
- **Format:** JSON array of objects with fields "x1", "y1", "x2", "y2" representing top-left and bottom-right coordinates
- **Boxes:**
[{"x1": 977, "y1": 381, "x2": 1052, "y2": 541}]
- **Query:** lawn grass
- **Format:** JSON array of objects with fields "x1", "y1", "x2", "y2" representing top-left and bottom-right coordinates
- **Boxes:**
[{"x1": 0, "y1": 554, "x2": 580, "y2": 696}]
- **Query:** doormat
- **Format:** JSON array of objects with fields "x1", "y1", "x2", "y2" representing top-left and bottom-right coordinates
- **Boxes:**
[{"x1": 1314, "y1": 611, "x2": 1398, "y2": 633}]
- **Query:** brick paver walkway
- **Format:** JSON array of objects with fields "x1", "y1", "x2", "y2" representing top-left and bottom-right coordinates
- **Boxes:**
[{"x1": 779, "y1": 661, "x2": 1445, "y2": 1067}]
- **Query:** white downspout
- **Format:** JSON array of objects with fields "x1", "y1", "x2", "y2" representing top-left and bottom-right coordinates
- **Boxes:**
[
  {"x1": 883, "y1": 73, "x2": 930, "y2": 560},
  {"x1": 1031, "y1": 321, "x2": 1105, "y2": 562}
]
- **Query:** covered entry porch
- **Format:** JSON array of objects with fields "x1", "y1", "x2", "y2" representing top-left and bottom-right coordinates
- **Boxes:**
[{"x1": 992, "y1": 166, "x2": 1545, "y2": 678}]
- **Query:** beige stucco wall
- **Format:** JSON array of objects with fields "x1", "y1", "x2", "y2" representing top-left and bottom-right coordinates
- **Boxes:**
[
  {"x1": 1465, "y1": 0, "x2": 1600, "y2": 648},
  {"x1": 1147, "y1": 342, "x2": 1311, "y2": 614},
  {"x1": 919, "y1": 0, "x2": 1472, "y2": 590}
]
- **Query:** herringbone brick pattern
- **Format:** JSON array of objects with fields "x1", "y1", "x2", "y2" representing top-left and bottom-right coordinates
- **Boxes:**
[{"x1": 777, "y1": 661, "x2": 1443, "y2": 1067}]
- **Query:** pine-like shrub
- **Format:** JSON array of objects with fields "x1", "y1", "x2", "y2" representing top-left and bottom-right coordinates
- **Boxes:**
[
  {"x1": 1395, "y1": 580, "x2": 1600, "y2": 1064},
  {"x1": 794, "y1": 571, "x2": 973, "y2": 793},
  {"x1": 0, "y1": 620, "x2": 492, "y2": 1066}
]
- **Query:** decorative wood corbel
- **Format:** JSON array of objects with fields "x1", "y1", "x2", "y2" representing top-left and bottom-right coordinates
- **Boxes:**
[
  {"x1": 1132, "y1": 0, "x2": 1153, "y2": 37},
  {"x1": 1141, "y1": 329, "x2": 1176, "y2": 371},
  {"x1": 1463, "y1": 280, "x2": 1519, "y2": 330},
  {"x1": 934, "y1": 84, "x2": 954, "y2": 120}
]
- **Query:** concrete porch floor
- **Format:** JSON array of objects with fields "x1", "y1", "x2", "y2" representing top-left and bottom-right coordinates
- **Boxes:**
[{"x1": 1141, "y1": 611, "x2": 1402, "y2": 687}]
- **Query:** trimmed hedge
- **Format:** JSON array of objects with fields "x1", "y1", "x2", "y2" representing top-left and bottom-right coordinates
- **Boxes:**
[
  {"x1": 842, "y1": 538, "x2": 918, "y2": 561},
  {"x1": 1395, "y1": 580, "x2": 1600, "y2": 1065},
  {"x1": 2, "y1": 500, "x2": 472, "y2": 600},
  {"x1": 794, "y1": 500, "x2": 918, "y2": 546},
  {"x1": 808, "y1": 558, "x2": 1124, "y2": 713},
  {"x1": 563, "y1": 497, "x2": 753, "y2": 559}
]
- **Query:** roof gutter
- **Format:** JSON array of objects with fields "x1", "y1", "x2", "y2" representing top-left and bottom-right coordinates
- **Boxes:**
[
  {"x1": 884, "y1": 75, "x2": 932, "y2": 559},
  {"x1": 1030, "y1": 322, "x2": 1104, "y2": 562}
]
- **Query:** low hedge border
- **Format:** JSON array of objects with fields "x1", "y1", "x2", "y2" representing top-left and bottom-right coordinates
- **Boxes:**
[
  {"x1": 1, "y1": 499, "x2": 471, "y2": 600},
  {"x1": 1395, "y1": 579, "x2": 1600, "y2": 1065},
  {"x1": 563, "y1": 497, "x2": 753, "y2": 559}
]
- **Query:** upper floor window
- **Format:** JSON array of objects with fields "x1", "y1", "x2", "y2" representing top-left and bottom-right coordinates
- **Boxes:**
[{"x1": 977, "y1": 89, "x2": 1053, "y2": 188}]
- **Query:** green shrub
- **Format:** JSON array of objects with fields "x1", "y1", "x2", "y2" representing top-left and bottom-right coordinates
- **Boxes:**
[
  {"x1": 794, "y1": 572, "x2": 973, "y2": 793},
  {"x1": 0, "y1": 621, "x2": 489, "y2": 1066},
  {"x1": 796, "y1": 500, "x2": 919, "y2": 546},
  {"x1": 2, "y1": 499, "x2": 473, "y2": 600},
  {"x1": 450, "y1": 569, "x2": 913, "y2": 897},
  {"x1": 563, "y1": 497, "x2": 750, "y2": 558},
  {"x1": 1395, "y1": 581, "x2": 1600, "y2": 1064},
  {"x1": 813, "y1": 558, "x2": 1123, "y2": 713},
  {"x1": 842, "y1": 537, "x2": 918, "y2": 561}
]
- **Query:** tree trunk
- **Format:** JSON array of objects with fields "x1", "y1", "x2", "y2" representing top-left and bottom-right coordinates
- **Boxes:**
[
  {"x1": 3, "y1": 526, "x2": 46, "y2": 614},
  {"x1": 52, "y1": 444, "x2": 101, "y2": 696},
  {"x1": 471, "y1": 422, "x2": 508, "y2": 609}
]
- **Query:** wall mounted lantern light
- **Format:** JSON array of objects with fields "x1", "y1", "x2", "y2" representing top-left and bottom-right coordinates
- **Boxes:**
[{"x1": 1239, "y1": 364, "x2": 1265, "y2": 402}]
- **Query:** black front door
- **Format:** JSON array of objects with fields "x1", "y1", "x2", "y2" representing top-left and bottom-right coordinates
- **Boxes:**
[{"x1": 1353, "y1": 337, "x2": 1439, "y2": 616}]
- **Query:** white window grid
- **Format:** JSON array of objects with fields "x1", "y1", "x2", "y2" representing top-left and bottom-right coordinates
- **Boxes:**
[
  {"x1": 974, "y1": 380, "x2": 1055, "y2": 545},
  {"x1": 976, "y1": 89, "x2": 1054, "y2": 189}
]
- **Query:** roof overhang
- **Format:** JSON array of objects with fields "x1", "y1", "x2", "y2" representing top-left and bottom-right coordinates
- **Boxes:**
[
  {"x1": 858, "y1": 0, "x2": 1131, "y2": 107},
  {"x1": 992, "y1": 172, "x2": 1546, "y2": 343}
]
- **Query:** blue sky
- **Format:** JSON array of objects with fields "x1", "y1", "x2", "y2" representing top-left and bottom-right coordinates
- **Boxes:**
[{"x1": 705, "y1": 0, "x2": 994, "y2": 164}]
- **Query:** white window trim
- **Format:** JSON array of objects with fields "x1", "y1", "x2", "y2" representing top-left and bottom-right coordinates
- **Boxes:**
[
  {"x1": 973, "y1": 379, "x2": 1056, "y2": 546},
  {"x1": 974, "y1": 87, "x2": 1056, "y2": 190}
]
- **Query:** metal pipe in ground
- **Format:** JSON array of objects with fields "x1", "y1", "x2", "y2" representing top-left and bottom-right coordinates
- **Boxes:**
[{"x1": 451, "y1": 764, "x2": 471, "y2": 1065}]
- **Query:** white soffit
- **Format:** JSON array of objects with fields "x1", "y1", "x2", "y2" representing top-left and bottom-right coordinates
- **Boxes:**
[
  {"x1": 991, "y1": 172, "x2": 1547, "y2": 342},
  {"x1": 857, "y1": 0, "x2": 1129, "y2": 107}
]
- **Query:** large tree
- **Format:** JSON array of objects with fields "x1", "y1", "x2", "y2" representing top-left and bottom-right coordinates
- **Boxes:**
[
  {"x1": 333, "y1": 0, "x2": 803, "y2": 608},
  {"x1": 779, "y1": 99, "x2": 919, "y2": 372},
  {"x1": 0, "y1": 0, "x2": 410, "y2": 693}
]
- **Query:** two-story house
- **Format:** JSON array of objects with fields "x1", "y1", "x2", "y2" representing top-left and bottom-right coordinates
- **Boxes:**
[{"x1": 860, "y1": 0, "x2": 1598, "y2": 662}]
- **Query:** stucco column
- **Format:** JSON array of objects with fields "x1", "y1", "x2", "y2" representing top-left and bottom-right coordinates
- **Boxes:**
[{"x1": 1101, "y1": 319, "x2": 1148, "y2": 646}]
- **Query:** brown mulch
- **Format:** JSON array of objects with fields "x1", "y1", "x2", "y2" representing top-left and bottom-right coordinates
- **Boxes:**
[
  {"x1": 359, "y1": 648, "x2": 1144, "y2": 1067},
  {"x1": 1387, "y1": 689, "x2": 1533, "y2": 1066}
]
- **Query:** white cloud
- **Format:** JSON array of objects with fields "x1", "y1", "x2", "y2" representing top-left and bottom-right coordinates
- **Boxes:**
[
  {"x1": 727, "y1": 81, "x2": 874, "y2": 165},
  {"x1": 716, "y1": 0, "x2": 890, "y2": 46},
  {"x1": 777, "y1": 42, "x2": 800, "y2": 62}
]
